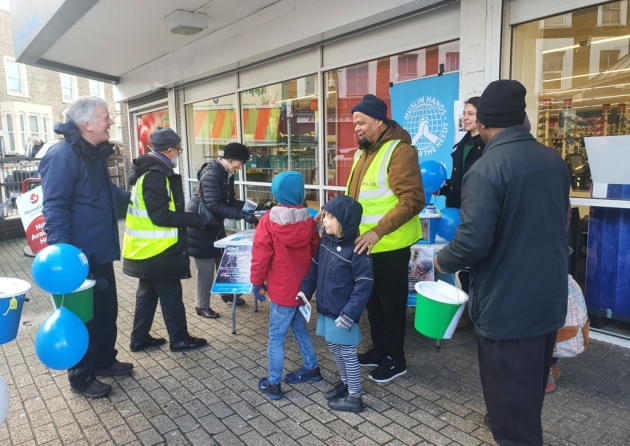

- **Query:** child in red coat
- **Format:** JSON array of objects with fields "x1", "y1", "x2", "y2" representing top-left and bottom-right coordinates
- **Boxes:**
[{"x1": 250, "y1": 171, "x2": 321, "y2": 400}]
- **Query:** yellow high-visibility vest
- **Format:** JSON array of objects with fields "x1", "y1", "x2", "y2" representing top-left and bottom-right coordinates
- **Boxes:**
[
  {"x1": 346, "y1": 140, "x2": 422, "y2": 253},
  {"x1": 123, "y1": 172, "x2": 177, "y2": 260}
]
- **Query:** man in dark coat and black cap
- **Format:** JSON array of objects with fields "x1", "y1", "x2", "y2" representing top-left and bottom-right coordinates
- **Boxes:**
[
  {"x1": 123, "y1": 127, "x2": 209, "y2": 353},
  {"x1": 435, "y1": 80, "x2": 571, "y2": 445}
]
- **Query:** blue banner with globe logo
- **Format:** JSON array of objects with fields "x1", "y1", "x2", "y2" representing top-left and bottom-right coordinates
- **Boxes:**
[{"x1": 390, "y1": 72, "x2": 460, "y2": 209}]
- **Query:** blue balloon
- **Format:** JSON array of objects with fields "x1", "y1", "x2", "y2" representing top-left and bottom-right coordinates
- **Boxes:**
[
  {"x1": 420, "y1": 160, "x2": 447, "y2": 194},
  {"x1": 437, "y1": 207, "x2": 462, "y2": 241},
  {"x1": 32, "y1": 244, "x2": 89, "y2": 295},
  {"x1": 35, "y1": 308, "x2": 88, "y2": 370}
]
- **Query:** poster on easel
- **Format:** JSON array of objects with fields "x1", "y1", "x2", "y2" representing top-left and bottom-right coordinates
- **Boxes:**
[
  {"x1": 407, "y1": 246, "x2": 434, "y2": 306},
  {"x1": 211, "y1": 245, "x2": 253, "y2": 294},
  {"x1": 16, "y1": 185, "x2": 49, "y2": 254}
]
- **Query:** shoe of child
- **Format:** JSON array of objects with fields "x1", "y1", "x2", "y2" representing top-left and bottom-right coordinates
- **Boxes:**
[
  {"x1": 284, "y1": 366, "x2": 322, "y2": 384},
  {"x1": 258, "y1": 377, "x2": 282, "y2": 400},
  {"x1": 328, "y1": 394, "x2": 364, "y2": 413},
  {"x1": 324, "y1": 381, "x2": 348, "y2": 400}
]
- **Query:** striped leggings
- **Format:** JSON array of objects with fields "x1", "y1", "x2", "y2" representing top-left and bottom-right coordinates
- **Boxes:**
[{"x1": 328, "y1": 342, "x2": 361, "y2": 396}]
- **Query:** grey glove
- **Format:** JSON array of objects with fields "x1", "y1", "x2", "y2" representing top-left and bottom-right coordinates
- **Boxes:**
[
  {"x1": 242, "y1": 212, "x2": 258, "y2": 226},
  {"x1": 335, "y1": 313, "x2": 354, "y2": 330}
]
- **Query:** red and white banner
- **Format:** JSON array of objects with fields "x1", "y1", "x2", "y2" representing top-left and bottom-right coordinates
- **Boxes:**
[{"x1": 16, "y1": 186, "x2": 48, "y2": 254}]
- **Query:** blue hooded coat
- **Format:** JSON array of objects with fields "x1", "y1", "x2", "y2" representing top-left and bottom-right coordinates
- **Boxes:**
[
  {"x1": 40, "y1": 119, "x2": 130, "y2": 267},
  {"x1": 300, "y1": 195, "x2": 374, "y2": 322}
]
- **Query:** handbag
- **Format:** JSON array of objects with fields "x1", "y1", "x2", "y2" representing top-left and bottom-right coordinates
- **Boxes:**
[{"x1": 555, "y1": 275, "x2": 590, "y2": 358}]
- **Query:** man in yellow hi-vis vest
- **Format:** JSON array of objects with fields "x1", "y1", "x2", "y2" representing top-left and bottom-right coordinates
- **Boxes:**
[
  {"x1": 347, "y1": 94, "x2": 425, "y2": 383},
  {"x1": 123, "y1": 128, "x2": 209, "y2": 353}
]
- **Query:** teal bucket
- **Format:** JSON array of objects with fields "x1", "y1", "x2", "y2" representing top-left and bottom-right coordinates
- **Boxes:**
[
  {"x1": 414, "y1": 281, "x2": 468, "y2": 340},
  {"x1": 0, "y1": 277, "x2": 31, "y2": 345}
]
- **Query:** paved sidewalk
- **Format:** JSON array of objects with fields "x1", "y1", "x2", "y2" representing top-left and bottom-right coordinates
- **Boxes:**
[{"x1": 1, "y1": 221, "x2": 630, "y2": 445}]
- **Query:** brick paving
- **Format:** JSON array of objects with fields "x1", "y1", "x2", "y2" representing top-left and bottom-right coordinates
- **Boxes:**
[{"x1": 1, "y1": 220, "x2": 630, "y2": 445}]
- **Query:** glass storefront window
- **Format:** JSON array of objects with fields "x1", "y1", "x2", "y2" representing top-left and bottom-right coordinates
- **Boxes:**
[
  {"x1": 512, "y1": 2, "x2": 630, "y2": 323},
  {"x1": 240, "y1": 76, "x2": 319, "y2": 189},
  {"x1": 136, "y1": 108, "x2": 170, "y2": 156},
  {"x1": 512, "y1": 1, "x2": 630, "y2": 193},
  {"x1": 323, "y1": 41, "x2": 460, "y2": 188},
  {"x1": 185, "y1": 94, "x2": 237, "y2": 180}
]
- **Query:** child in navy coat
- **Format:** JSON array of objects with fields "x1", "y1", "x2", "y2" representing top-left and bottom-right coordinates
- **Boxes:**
[{"x1": 299, "y1": 195, "x2": 374, "y2": 413}]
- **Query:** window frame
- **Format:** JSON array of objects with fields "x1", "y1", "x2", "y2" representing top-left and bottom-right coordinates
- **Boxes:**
[
  {"x1": 89, "y1": 79, "x2": 105, "y2": 98},
  {"x1": 3, "y1": 56, "x2": 29, "y2": 97},
  {"x1": 60, "y1": 73, "x2": 79, "y2": 103},
  {"x1": 597, "y1": 0, "x2": 627, "y2": 27}
]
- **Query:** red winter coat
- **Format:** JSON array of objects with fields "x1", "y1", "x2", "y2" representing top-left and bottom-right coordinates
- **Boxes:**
[{"x1": 250, "y1": 206, "x2": 320, "y2": 306}]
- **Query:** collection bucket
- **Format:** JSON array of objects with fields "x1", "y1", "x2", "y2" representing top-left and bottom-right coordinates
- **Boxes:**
[
  {"x1": 0, "y1": 277, "x2": 31, "y2": 345},
  {"x1": 414, "y1": 280, "x2": 468, "y2": 340},
  {"x1": 51, "y1": 279, "x2": 95, "y2": 323}
]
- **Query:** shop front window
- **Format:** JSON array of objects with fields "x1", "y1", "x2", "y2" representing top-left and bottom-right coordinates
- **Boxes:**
[
  {"x1": 512, "y1": 3, "x2": 630, "y2": 173},
  {"x1": 512, "y1": 4, "x2": 630, "y2": 320},
  {"x1": 136, "y1": 108, "x2": 170, "y2": 156},
  {"x1": 240, "y1": 76, "x2": 319, "y2": 206},
  {"x1": 323, "y1": 41, "x2": 460, "y2": 191},
  {"x1": 185, "y1": 94, "x2": 236, "y2": 180}
]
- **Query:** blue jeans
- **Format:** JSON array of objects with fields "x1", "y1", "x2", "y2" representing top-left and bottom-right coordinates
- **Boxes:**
[{"x1": 268, "y1": 301, "x2": 318, "y2": 384}]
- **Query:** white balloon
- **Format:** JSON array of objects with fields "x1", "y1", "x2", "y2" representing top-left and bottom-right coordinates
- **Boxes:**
[{"x1": 0, "y1": 374, "x2": 8, "y2": 426}]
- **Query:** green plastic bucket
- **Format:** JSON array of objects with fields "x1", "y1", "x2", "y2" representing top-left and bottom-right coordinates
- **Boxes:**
[
  {"x1": 414, "y1": 281, "x2": 468, "y2": 340},
  {"x1": 0, "y1": 277, "x2": 31, "y2": 345},
  {"x1": 52, "y1": 279, "x2": 95, "y2": 323}
]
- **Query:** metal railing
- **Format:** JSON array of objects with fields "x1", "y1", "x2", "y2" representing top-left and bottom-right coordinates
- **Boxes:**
[{"x1": 0, "y1": 156, "x2": 128, "y2": 219}]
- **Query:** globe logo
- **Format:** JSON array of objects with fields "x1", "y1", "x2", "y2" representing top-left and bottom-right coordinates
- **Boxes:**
[{"x1": 404, "y1": 97, "x2": 449, "y2": 156}]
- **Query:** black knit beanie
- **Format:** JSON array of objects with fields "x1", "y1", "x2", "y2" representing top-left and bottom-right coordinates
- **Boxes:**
[
  {"x1": 351, "y1": 94, "x2": 389, "y2": 123},
  {"x1": 149, "y1": 127, "x2": 181, "y2": 152},
  {"x1": 477, "y1": 80, "x2": 527, "y2": 128},
  {"x1": 222, "y1": 142, "x2": 250, "y2": 162}
]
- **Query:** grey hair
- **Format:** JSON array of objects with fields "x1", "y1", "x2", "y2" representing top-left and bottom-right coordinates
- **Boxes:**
[{"x1": 66, "y1": 96, "x2": 108, "y2": 128}]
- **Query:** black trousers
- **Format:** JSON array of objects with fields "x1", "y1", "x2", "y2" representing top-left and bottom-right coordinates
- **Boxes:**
[
  {"x1": 366, "y1": 246, "x2": 411, "y2": 365},
  {"x1": 68, "y1": 262, "x2": 119, "y2": 389},
  {"x1": 477, "y1": 331, "x2": 557, "y2": 446},
  {"x1": 131, "y1": 278, "x2": 189, "y2": 345}
]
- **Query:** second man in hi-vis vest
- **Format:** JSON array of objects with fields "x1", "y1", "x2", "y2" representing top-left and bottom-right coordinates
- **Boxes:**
[
  {"x1": 123, "y1": 128, "x2": 209, "y2": 353},
  {"x1": 347, "y1": 94, "x2": 425, "y2": 383}
]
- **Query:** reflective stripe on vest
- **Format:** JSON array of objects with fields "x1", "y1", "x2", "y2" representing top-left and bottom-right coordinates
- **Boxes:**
[
  {"x1": 346, "y1": 140, "x2": 422, "y2": 253},
  {"x1": 122, "y1": 172, "x2": 178, "y2": 260}
]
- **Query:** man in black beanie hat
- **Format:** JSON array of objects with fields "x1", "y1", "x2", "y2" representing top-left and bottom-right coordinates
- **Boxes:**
[
  {"x1": 347, "y1": 94, "x2": 425, "y2": 383},
  {"x1": 123, "y1": 127, "x2": 209, "y2": 353},
  {"x1": 435, "y1": 80, "x2": 571, "y2": 445}
]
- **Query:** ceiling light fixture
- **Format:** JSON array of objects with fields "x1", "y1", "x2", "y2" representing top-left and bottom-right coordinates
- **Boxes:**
[{"x1": 164, "y1": 10, "x2": 208, "y2": 36}]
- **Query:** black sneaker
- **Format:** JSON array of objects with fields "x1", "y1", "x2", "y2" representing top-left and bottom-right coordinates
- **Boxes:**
[
  {"x1": 258, "y1": 377, "x2": 282, "y2": 400},
  {"x1": 328, "y1": 394, "x2": 364, "y2": 413},
  {"x1": 170, "y1": 336, "x2": 208, "y2": 352},
  {"x1": 324, "y1": 381, "x2": 348, "y2": 400},
  {"x1": 95, "y1": 360, "x2": 134, "y2": 376},
  {"x1": 71, "y1": 378, "x2": 111, "y2": 399},
  {"x1": 284, "y1": 366, "x2": 322, "y2": 384},
  {"x1": 368, "y1": 356, "x2": 407, "y2": 383},
  {"x1": 358, "y1": 347, "x2": 385, "y2": 367},
  {"x1": 130, "y1": 335, "x2": 167, "y2": 353}
]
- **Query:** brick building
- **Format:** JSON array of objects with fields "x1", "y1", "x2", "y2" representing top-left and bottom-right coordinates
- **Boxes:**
[{"x1": 0, "y1": 9, "x2": 128, "y2": 157}]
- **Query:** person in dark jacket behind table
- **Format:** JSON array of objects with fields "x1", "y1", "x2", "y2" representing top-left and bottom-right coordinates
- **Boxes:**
[
  {"x1": 250, "y1": 171, "x2": 321, "y2": 401},
  {"x1": 300, "y1": 194, "x2": 373, "y2": 413},
  {"x1": 439, "y1": 96, "x2": 485, "y2": 209},
  {"x1": 123, "y1": 128, "x2": 208, "y2": 353},
  {"x1": 40, "y1": 96, "x2": 132, "y2": 399},
  {"x1": 435, "y1": 80, "x2": 571, "y2": 445},
  {"x1": 185, "y1": 143, "x2": 258, "y2": 317},
  {"x1": 437, "y1": 96, "x2": 485, "y2": 329}
]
